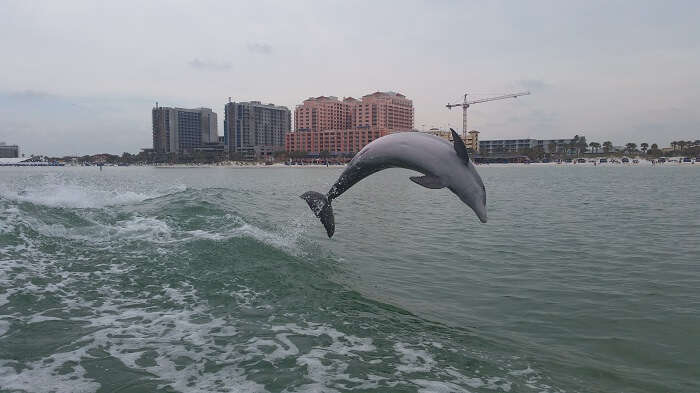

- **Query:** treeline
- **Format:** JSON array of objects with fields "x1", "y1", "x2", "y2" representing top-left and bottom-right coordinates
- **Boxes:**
[
  {"x1": 46, "y1": 149, "x2": 352, "y2": 165},
  {"x1": 490, "y1": 135, "x2": 699, "y2": 161},
  {"x1": 43, "y1": 136, "x2": 699, "y2": 164},
  {"x1": 46, "y1": 150, "x2": 289, "y2": 165}
]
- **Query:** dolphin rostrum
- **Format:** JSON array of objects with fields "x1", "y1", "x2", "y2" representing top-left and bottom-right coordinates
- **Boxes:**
[{"x1": 301, "y1": 129, "x2": 487, "y2": 238}]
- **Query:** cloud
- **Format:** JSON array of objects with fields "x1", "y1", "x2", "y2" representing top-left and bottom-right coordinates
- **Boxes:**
[
  {"x1": 247, "y1": 43, "x2": 272, "y2": 54},
  {"x1": 188, "y1": 58, "x2": 232, "y2": 71},
  {"x1": 515, "y1": 79, "x2": 550, "y2": 91},
  {"x1": 8, "y1": 89, "x2": 54, "y2": 100}
]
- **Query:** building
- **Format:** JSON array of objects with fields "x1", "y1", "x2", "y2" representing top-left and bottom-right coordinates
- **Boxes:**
[
  {"x1": 286, "y1": 91, "x2": 414, "y2": 157},
  {"x1": 351, "y1": 91, "x2": 413, "y2": 131},
  {"x1": 286, "y1": 128, "x2": 386, "y2": 157},
  {"x1": 479, "y1": 138, "x2": 579, "y2": 155},
  {"x1": 294, "y1": 91, "x2": 413, "y2": 134},
  {"x1": 422, "y1": 129, "x2": 479, "y2": 152},
  {"x1": 479, "y1": 139, "x2": 536, "y2": 154},
  {"x1": 224, "y1": 101, "x2": 291, "y2": 160},
  {"x1": 464, "y1": 130, "x2": 479, "y2": 152},
  {"x1": 424, "y1": 128, "x2": 451, "y2": 140},
  {"x1": 0, "y1": 142, "x2": 19, "y2": 158},
  {"x1": 294, "y1": 96, "x2": 352, "y2": 132},
  {"x1": 537, "y1": 139, "x2": 579, "y2": 154},
  {"x1": 152, "y1": 106, "x2": 218, "y2": 155}
]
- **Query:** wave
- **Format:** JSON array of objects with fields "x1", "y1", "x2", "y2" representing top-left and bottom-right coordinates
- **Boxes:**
[
  {"x1": 0, "y1": 172, "x2": 187, "y2": 208},
  {"x1": 0, "y1": 251, "x2": 555, "y2": 393},
  {"x1": 1, "y1": 189, "x2": 310, "y2": 263},
  {"x1": 0, "y1": 178, "x2": 567, "y2": 392}
]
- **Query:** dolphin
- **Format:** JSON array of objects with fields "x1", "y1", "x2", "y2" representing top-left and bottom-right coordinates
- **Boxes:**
[{"x1": 301, "y1": 129, "x2": 487, "y2": 238}]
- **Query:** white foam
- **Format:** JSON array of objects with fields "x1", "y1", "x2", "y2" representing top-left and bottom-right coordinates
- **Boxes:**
[
  {"x1": 0, "y1": 172, "x2": 186, "y2": 209},
  {"x1": 0, "y1": 205, "x2": 20, "y2": 234},
  {"x1": 509, "y1": 366, "x2": 535, "y2": 376},
  {"x1": 394, "y1": 342, "x2": 436, "y2": 373},
  {"x1": 0, "y1": 281, "x2": 264, "y2": 393},
  {"x1": 185, "y1": 221, "x2": 306, "y2": 256},
  {"x1": 0, "y1": 344, "x2": 99, "y2": 393},
  {"x1": 243, "y1": 323, "x2": 382, "y2": 391},
  {"x1": 22, "y1": 210, "x2": 305, "y2": 258},
  {"x1": 413, "y1": 379, "x2": 470, "y2": 393}
]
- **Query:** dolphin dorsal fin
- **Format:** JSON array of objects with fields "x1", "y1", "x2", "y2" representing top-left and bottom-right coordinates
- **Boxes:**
[{"x1": 450, "y1": 128, "x2": 470, "y2": 164}]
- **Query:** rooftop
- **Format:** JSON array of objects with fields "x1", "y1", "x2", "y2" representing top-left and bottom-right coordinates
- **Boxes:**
[{"x1": 362, "y1": 91, "x2": 407, "y2": 99}]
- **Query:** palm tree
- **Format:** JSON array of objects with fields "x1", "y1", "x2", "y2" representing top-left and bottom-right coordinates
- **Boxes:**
[
  {"x1": 603, "y1": 141, "x2": 613, "y2": 154},
  {"x1": 625, "y1": 143, "x2": 637, "y2": 154},
  {"x1": 647, "y1": 143, "x2": 660, "y2": 157},
  {"x1": 671, "y1": 141, "x2": 678, "y2": 151},
  {"x1": 640, "y1": 143, "x2": 649, "y2": 154},
  {"x1": 589, "y1": 142, "x2": 601, "y2": 153}
]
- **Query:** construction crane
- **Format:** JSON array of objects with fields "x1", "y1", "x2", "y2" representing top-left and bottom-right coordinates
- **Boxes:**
[{"x1": 447, "y1": 91, "x2": 530, "y2": 140}]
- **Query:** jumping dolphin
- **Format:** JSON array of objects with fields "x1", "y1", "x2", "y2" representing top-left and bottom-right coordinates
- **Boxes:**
[{"x1": 301, "y1": 129, "x2": 487, "y2": 238}]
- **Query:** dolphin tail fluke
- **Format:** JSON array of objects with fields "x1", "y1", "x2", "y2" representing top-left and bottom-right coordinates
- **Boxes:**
[{"x1": 300, "y1": 191, "x2": 335, "y2": 238}]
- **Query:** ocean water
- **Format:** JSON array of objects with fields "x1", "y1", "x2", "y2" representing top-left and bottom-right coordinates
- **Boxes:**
[{"x1": 0, "y1": 165, "x2": 698, "y2": 393}]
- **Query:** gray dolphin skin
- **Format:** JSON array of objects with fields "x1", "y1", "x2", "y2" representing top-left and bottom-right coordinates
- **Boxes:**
[{"x1": 301, "y1": 129, "x2": 487, "y2": 238}]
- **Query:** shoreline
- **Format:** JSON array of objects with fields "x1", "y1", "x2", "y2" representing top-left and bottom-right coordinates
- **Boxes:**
[
  {"x1": 3, "y1": 159, "x2": 698, "y2": 169},
  {"x1": 60, "y1": 161, "x2": 700, "y2": 169}
]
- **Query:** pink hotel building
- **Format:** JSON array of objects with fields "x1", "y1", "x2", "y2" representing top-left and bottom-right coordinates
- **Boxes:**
[{"x1": 285, "y1": 91, "x2": 414, "y2": 157}]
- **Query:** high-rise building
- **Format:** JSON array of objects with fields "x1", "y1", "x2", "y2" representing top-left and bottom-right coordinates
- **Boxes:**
[
  {"x1": 294, "y1": 96, "x2": 352, "y2": 132},
  {"x1": 286, "y1": 91, "x2": 414, "y2": 158},
  {"x1": 351, "y1": 91, "x2": 413, "y2": 131},
  {"x1": 152, "y1": 106, "x2": 218, "y2": 154},
  {"x1": 293, "y1": 91, "x2": 413, "y2": 134},
  {"x1": 224, "y1": 101, "x2": 291, "y2": 160},
  {"x1": 0, "y1": 142, "x2": 19, "y2": 158}
]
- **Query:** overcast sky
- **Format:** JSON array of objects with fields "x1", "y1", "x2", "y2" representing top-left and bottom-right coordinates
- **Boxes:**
[{"x1": 1, "y1": 0, "x2": 698, "y2": 156}]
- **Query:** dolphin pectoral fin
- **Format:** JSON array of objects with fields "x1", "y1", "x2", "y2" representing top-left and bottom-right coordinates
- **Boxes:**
[{"x1": 409, "y1": 175, "x2": 444, "y2": 189}]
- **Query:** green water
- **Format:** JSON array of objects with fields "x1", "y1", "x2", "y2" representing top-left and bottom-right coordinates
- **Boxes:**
[{"x1": 0, "y1": 165, "x2": 698, "y2": 393}]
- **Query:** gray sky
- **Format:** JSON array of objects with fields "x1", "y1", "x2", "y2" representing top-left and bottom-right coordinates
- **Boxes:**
[{"x1": 1, "y1": 0, "x2": 698, "y2": 156}]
